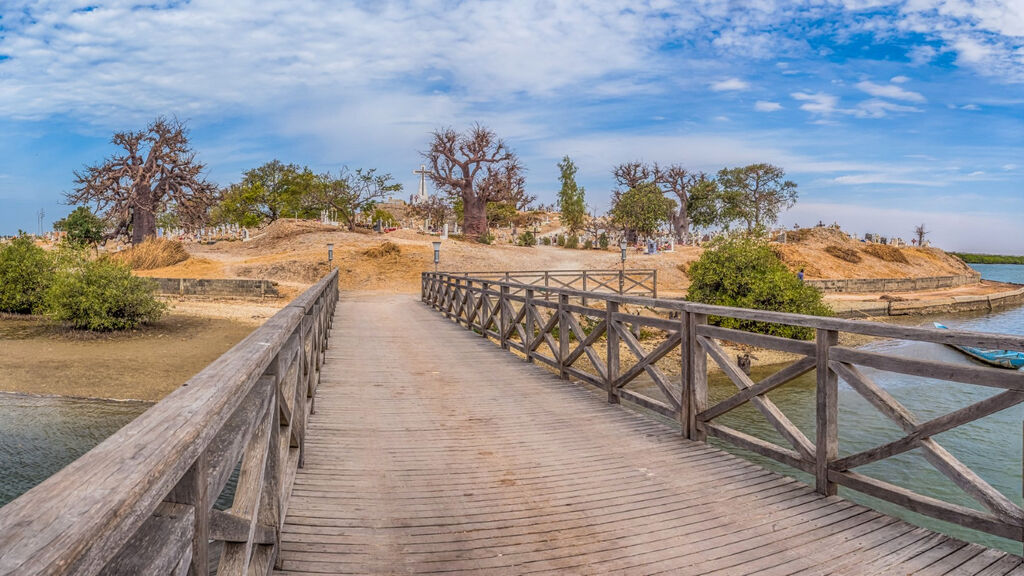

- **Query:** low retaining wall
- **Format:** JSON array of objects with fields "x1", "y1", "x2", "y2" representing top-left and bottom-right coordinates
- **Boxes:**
[
  {"x1": 831, "y1": 285, "x2": 1024, "y2": 318},
  {"x1": 149, "y1": 277, "x2": 280, "y2": 298},
  {"x1": 807, "y1": 273, "x2": 980, "y2": 294}
]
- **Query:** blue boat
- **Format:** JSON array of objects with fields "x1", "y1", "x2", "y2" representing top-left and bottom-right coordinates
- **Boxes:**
[{"x1": 933, "y1": 322, "x2": 1024, "y2": 369}]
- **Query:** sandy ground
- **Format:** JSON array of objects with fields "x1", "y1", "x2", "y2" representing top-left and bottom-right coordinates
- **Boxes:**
[
  {"x1": 0, "y1": 313, "x2": 254, "y2": 401},
  {"x1": 136, "y1": 219, "x2": 699, "y2": 296}
]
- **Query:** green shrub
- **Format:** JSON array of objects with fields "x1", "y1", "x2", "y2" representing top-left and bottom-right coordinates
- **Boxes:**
[
  {"x1": 686, "y1": 234, "x2": 832, "y2": 339},
  {"x1": 556, "y1": 235, "x2": 565, "y2": 247},
  {"x1": 598, "y1": 233, "x2": 609, "y2": 249},
  {"x1": 542, "y1": 236, "x2": 551, "y2": 246},
  {"x1": 565, "y1": 235, "x2": 579, "y2": 249},
  {"x1": 517, "y1": 230, "x2": 536, "y2": 246},
  {"x1": 43, "y1": 257, "x2": 165, "y2": 330},
  {"x1": 0, "y1": 236, "x2": 54, "y2": 314},
  {"x1": 584, "y1": 239, "x2": 593, "y2": 250},
  {"x1": 478, "y1": 232, "x2": 495, "y2": 245}
]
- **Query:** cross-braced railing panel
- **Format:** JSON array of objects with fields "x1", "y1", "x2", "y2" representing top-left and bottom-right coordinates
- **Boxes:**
[
  {"x1": 455, "y1": 269, "x2": 658, "y2": 298},
  {"x1": 422, "y1": 271, "x2": 1024, "y2": 551},
  {"x1": 0, "y1": 270, "x2": 339, "y2": 576}
]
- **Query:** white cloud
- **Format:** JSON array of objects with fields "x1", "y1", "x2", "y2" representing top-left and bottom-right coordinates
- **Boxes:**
[
  {"x1": 710, "y1": 78, "x2": 751, "y2": 91},
  {"x1": 0, "y1": 1, "x2": 678, "y2": 124},
  {"x1": 890, "y1": 75, "x2": 910, "y2": 84},
  {"x1": 851, "y1": 98, "x2": 922, "y2": 118},
  {"x1": 855, "y1": 81, "x2": 926, "y2": 103},
  {"x1": 755, "y1": 101, "x2": 783, "y2": 112},
  {"x1": 967, "y1": 171, "x2": 985, "y2": 177},
  {"x1": 792, "y1": 91, "x2": 840, "y2": 115},
  {"x1": 1004, "y1": 164, "x2": 1019, "y2": 170},
  {"x1": 907, "y1": 45, "x2": 937, "y2": 66}
]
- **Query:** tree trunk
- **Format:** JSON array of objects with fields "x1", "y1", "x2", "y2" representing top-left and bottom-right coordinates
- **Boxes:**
[
  {"x1": 671, "y1": 208, "x2": 690, "y2": 243},
  {"x1": 463, "y1": 191, "x2": 487, "y2": 239},
  {"x1": 131, "y1": 186, "x2": 157, "y2": 244}
]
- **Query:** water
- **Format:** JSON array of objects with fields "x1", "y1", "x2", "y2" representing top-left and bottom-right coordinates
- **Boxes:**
[{"x1": 0, "y1": 394, "x2": 150, "y2": 505}]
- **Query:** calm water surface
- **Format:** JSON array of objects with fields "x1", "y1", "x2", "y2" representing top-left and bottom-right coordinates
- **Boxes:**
[{"x1": 0, "y1": 394, "x2": 149, "y2": 505}]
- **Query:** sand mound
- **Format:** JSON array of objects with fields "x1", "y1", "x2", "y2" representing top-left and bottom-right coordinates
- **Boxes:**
[
  {"x1": 235, "y1": 260, "x2": 332, "y2": 284},
  {"x1": 112, "y1": 238, "x2": 189, "y2": 270},
  {"x1": 362, "y1": 242, "x2": 402, "y2": 258},
  {"x1": 862, "y1": 243, "x2": 909, "y2": 264},
  {"x1": 824, "y1": 245, "x2": 862, "y2": 263},
  {"x1": 246, "y1": 219, "x2": 340, "y2": 248},
  {"x1": 134, "y1": 257, "x2": 225, "y2": 279},
  {"x1": 775, "y1": 227, "x2": 971, "y2": 280}
]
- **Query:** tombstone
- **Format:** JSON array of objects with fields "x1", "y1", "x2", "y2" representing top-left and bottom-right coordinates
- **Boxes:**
[
  {"x1": 442, "y1": 223, "x2": 449, "y2": 239},
  {"x1": 242, "y1": 228, "x2": 250, "y2": 241}
]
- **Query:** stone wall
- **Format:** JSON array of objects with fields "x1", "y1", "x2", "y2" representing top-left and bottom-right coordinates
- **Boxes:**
[
  {"x1": 149, "y1": 277, "x2": 279, "y2": 298},
  {"x1": 806, "y1": 273, "x2": 980, "y2": 294},
  {"x1": 830, "y1": 285, "x2": 1024, "y2": 318}
]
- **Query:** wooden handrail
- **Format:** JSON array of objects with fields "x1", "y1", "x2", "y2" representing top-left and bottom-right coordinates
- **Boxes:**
[
  {"x1": 421, "y1": 271, "x2": 1024, "y2": 547},
  {"x1": 0, "y1": 269, "x2": 339, "y2": 576},
  {"x1": 448, "y1": 269, "x2": 658, "y2": 298}
]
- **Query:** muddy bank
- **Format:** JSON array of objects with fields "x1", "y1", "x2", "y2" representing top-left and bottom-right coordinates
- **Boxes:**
[{"x1": 0, "y1": 313, "x2": 255, "y2": 401}]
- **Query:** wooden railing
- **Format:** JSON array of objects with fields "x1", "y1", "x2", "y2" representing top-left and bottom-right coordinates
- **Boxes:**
[
  {"x1": 447, "y1": 269, "x2": 658, "y2": 298},
  {"x1": 422, "y1": 271, "x2": 1024, "y2": 547},
  {"x1": 0, "y1": 269, "x2": 339, "y2": 576}
]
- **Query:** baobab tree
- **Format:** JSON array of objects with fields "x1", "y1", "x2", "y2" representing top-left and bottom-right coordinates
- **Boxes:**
[
  {"x1": 422, "y1": 124, "x2": 524, "y2": 239},
  {"x1": 654, "y1": 163, "x2": 709, "y2": 243},
  {"x1": 68, "y1": 117, "x2": 217, "y2": 244}
]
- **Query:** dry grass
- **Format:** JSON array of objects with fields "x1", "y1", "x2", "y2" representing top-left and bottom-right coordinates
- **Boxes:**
[
  {"x1": 362, "y1": 241, "x2": 402, "y2": 258},
  {"x1": 862, "y1": 244, "x2": 910, "y2": 264},
  {"x1": 112, "y1": 238, "x2": 190, "y2": 270},
  {"x1": 824, "y1": 244, "x2": 862, "y2": 263}
]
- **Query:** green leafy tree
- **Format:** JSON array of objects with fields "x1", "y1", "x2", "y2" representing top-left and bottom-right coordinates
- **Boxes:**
[
  {"x1": 717, "y1": 163, "x2": 798, "y2": 233},
  {"x1": 610, "y1": 183, "x2": 676, "y2": 241},
  {"x1": 687, "y1": 178, "x2": 723, "y2": 232},
  {"x1": 686, "y1": 235, "x2": 831, "y2": 339},
  {"x1": 215, "y1": 160, "x2": 320, "y2": 227},
  {"x1": 54, "y1": 206, "x2": 105, "y2": 247},
  {"x1": 307, "y1": 168, "x2": 403, "y2": 230},
  {"x1": 557, "y1": 156, "x2": 587, "y2": 235},
  {"x1": 42, "y1": 255, "x2": 165, "y2": 331},
  {"x1": 0, "y1": 236, "x2": 54, "y2": 314},
  {"x1": 486, "y1": 202, "x2": 518, "y2": 228}
]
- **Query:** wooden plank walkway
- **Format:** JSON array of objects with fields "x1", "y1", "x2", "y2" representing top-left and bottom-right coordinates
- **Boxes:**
[{"x1": 275, "y1": 293, "x2": 1024, "y2": 575}]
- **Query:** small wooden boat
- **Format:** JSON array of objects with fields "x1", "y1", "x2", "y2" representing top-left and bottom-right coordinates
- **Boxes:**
[{"x1": 933, "y1": 322, "x2": 1024, "y2": 369}]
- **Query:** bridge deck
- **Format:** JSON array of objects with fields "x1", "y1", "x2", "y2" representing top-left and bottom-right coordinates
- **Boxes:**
[{"x1": 275, "y1": 293, "x2": 1023, "y2": 575}]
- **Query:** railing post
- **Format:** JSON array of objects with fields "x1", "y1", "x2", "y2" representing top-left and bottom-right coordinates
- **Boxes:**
[
  {"x1": 525, "y1": 288, "x2": 535, "y2": 363},
  {"x1": 500, "y1": 285, "x2": 510, "y2": 350},
  {"x1": 582, "y1": 272, "x2": 588, "y2": 307},
  {"x1": 464, "y1": 279, "x2": 473, "y2": 328},
  {"x1": 816, "y1": 328, "x2": 839, "y2": 496},
  {"x1": 544, "y1": 271, "x2": 550, "y2": 302},
  {"x1": 480, "y1": 282, "x2": 489, "y2": 337},
  {"x1": 686, "y1": 312, "x2": 708, "y2": 441},
  {"x1": 606, "y1": 300, "x2": 620, "y2": 404},
  {"x1": 652, "y1": 269, "x2": 658, "y2": 299},
  {"x1": 165, "y1": 452, "x2": 209, "y2": 576},
  {"x1": 618, "y1": 270, "x2": 624, "y2": 295},
  {"x1": 558, "y1": 293, "x2": 569, "y2": 380}
]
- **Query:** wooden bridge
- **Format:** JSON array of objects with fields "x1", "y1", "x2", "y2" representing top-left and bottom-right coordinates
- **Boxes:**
[{"x1": 1, "y1": 269, "x2": 1024, "y2": 575}]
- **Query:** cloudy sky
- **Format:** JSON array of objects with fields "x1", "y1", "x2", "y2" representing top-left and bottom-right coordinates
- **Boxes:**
[{"x1": 0, "y1": 1, "x2": 1022, "y2": 252}]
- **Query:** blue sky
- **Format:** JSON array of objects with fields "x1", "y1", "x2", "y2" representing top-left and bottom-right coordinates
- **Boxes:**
[{"x1": 0, "y1": 1, "x2": 1022, "y2": 253}]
